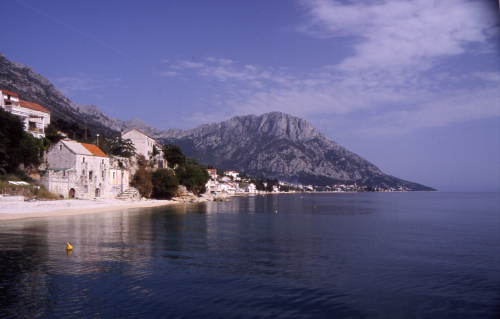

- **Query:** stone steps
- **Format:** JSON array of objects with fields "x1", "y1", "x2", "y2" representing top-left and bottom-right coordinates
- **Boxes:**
[{"x1": 116, "y1": 187, "x2": 139, "y2": 200}]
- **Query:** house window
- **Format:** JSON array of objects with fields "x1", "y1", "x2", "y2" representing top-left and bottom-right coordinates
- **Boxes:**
[
  {"x1": 59, "y1": 145, "x2": 62, "y2": 151},
  {"x1": 63, "y1": 171, "x2": 66, "y2": 177},
  {"x1": 102, "y1": 171, "x2": 104, "y2": 178},
  {"x1": 102, "y1": 159, "x2": 104, "y2": 164},
  {"x1": 83, "y1": 157, "x2": 85, "y2": 163},
  {"x1": 113, "y1": 172, "x2": 116, "y2": 179},
  {"x1": 83, "y1": 185, "x2": 88, "y2": 193},
  {"x1": 89, "y1": 171, "x2": 93, "y2": 181}
]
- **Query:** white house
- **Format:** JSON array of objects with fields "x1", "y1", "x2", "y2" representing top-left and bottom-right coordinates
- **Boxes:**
[
  {"x1": 40, "y1": 140, "x2": 127, "y2": 199},
  {"x1": 1, "y1": 89, "x2": 51, "y2": 138},
  {"x1": 220, "y1": 182, "x2": 237, "y2": 194},
  {"x1": 205, "y1": 179, "x2": 219, "y2": 193},
  {"x1": 245, "y1": 183, "x2": 257, "y2": 194},
  {"x1": 122, "y1": 128, "x2": 156, "y2": 159},
  {"x1": 221, "y1": 176, "x2": 232, "y2": 183},
  {"x1": 224, "y1": 171, "x2": 240, "y2": 181},
  {"x1": 207, "y1": 168, "x2": 217, "y2": 180},
  {"x1": 122, "y1": 128, "x2": 165, "y2": 168}
]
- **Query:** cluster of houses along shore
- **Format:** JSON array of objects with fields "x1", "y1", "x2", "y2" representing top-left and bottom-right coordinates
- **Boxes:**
[
  {"x1": 0, "y1": 88, "x2": 267, "y2": 199},
  {"x1": 39, "y1": 128, "x2": 166, "y2": 200}
]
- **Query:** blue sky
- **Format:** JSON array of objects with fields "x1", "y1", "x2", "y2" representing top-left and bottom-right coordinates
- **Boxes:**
[{"x1": 2, "y1": 0, "x2": 499, "y2": 191}]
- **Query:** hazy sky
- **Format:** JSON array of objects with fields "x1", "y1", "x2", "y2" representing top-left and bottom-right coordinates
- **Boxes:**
[{"x1": 2, "y1": 0, "x2": 499, "y2": 191}]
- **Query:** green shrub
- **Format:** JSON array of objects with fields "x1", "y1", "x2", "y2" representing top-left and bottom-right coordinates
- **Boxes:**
[
  {"x1": 151, "y1": 169, "x2": 179, "y2": 199},
  {"x1": 175, "y1": 163, "x2": 209, "y2": 194},
  {"x1": 131, "y1": 167, "x2": 153, "y2": 198}
]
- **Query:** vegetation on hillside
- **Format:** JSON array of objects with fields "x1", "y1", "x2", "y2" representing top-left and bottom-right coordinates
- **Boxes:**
[
  {"x1": 164, "y1": 145, "x2": 209, "y2": 194},
  {"x1": 130, "y1": 156, "x2": 153, "y2": 197},
  {"x1": 151, "y1": 169, "x2": 178, "y2": 199},
  {"x1": 0, "y1": 109, "x2": 49, "y2": 178}
]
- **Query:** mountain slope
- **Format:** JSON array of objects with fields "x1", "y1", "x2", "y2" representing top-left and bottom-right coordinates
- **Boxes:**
[
  {"x1": 159, "y1": 112, "x2": 435, "y2": 190},
  {"x1": 0, "y1": 53, "x2": 126, "y2": 136}
]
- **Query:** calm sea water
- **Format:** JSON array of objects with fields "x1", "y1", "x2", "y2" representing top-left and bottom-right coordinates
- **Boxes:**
[{"x1": 0, "y1": 192, "x2": 498, "y2": 318}]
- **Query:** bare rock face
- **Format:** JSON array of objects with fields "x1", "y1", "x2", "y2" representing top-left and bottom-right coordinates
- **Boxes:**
[{"x1": 159, "y1": 112, "x2": 435, "y2": 190}]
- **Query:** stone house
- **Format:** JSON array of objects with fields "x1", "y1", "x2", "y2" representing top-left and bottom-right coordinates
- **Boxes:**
[
  {"x1": 0, "y1": 89, "x2": 51, "y2": 138},
  {"x1": 122, "y1": 128, "x2": 165, "y2": 168},
  {"x1": 108, "y1": 156, "x2": 132, "y2": 198},
  {"x1": 40, "y1": 140, "x2": 127, "y2": 199}
]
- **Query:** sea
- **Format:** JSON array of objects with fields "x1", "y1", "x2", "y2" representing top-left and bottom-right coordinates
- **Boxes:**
[{"x1": 0, "y1": 192, "x2": 498, "y2": 318}]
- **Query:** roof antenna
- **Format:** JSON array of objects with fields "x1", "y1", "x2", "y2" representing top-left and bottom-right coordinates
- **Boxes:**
[{"x1": 84, "y1": 121, "x2": 87, "y2": 140}]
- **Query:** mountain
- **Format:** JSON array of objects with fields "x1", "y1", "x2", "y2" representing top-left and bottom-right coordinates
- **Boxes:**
[
  {"x1": 0, "y1": 53, "x2": 434, "y2": 190},
  {"x1": 0, "y1": 53, "x2": 128, "y2": 136},
  {"x1": 159, "y1": 112, "x2": 435, "y2": 190}
]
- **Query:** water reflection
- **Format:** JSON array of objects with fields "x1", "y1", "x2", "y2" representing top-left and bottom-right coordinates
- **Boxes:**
[{"x1": 0, "y1": 193, "x2": 498, "y2": 318}]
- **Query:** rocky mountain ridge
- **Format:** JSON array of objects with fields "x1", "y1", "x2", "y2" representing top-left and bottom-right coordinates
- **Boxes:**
[{"x1": 159, "y1": 112, "x2": 435, "y2": 190}]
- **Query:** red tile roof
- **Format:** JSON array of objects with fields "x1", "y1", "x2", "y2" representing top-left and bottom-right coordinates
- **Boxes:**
[
  {"x1": 81, "y1": 143, "x2": 107, "y2": 157},
  {"x1": 1, "y1": 90, "x2": 19, "y2": 97},
  {"x1": 19, "y1": 100, "x2": 50, "y2": 113}
]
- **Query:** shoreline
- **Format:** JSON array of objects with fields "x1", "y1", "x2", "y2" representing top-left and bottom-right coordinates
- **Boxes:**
[
  {"x1": 0, "y1": 198, "x2": 179, "y2": 221},
  {"x1": 0, "y1": 191, "x2": 430, "y2": 221}
]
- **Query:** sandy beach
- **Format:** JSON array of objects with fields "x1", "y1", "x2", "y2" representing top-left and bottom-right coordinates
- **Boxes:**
[{"x1": 0, "y1": 199, "x2": 178, "y2": 221}]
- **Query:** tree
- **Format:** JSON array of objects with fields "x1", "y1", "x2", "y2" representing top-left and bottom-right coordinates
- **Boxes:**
[
  {"x1": 51, "y1": 119, "x2": 89, "y2": 141},
  {"x1": 0, "y1": 109, "x2": 46, "y2": 175},
  {"x1": 100, "y1": 136, "x2": 136, "y2": 157},
  {"x1": 130, "y1": 167, "x2": 153, "y2": 198},
  {"x1": 163, "y1": 144, "x2": 187, "y2": 168},
  {"x1": 44, "y1": 124, "x2": 64, "y2": 143},
  {"x1": 152, "y1": 144, "x2": 160, "y2": 157},
  {"x1": 151, "y1": 169, "x2": 179, "y2": 199}
]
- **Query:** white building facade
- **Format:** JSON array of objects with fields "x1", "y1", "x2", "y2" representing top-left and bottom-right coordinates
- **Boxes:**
[
  {"x1": 41, "y1": 140, "x2": 118, "y2": 199},
  {"x1": 122, "y1": 128, "x2": 164, "y2": 168},
  {"x1": 1, "y1": 89, "x2": 51, "y2": 138}
]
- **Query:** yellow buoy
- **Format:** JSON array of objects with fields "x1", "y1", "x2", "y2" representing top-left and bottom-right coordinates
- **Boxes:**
[{"x1": 66, "y1": 242, "x2": 73, "y2": 250}]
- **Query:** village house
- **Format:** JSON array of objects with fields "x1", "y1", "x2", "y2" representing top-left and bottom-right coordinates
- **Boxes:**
[
  {"x1": 220, "y1": 182, "x2": 237, "y2": 194},
  {"x1": 122, "y1": 128, "x2": 164, "y2": 168},
  {"x1": 108, "y1": 156, "x2": 132, "y2": 198},
  {"x1": 0, "y1": 89, "x2": 51, "y2": 138},
  {"x1": 245, "y1": 183, "x2": 257, "y2": 194},
  {"x1": 221, "y1": 176, "x2": 232, "y2": 183},
  {"x1": 224, "y1": 170, "x2": 240, "y2": 181},
  {"x1": 205, "y1": 179, "x2": 218, "y2": 194},
  {"x1": 40, "y1": 140, "x2": 133, "y2": 199},
  {"x1": 207, "y1": 168, "x2": 217, "y2": 180}
]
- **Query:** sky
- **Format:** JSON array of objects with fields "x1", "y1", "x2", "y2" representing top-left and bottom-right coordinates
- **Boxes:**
[{"x1": 2, "y1": 0, "x2": 499, "y2": 191}]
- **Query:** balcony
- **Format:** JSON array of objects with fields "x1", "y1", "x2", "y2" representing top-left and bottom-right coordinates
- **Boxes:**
[{"x1": 28, "y1": 127, "x2": 44, "y2": 133}]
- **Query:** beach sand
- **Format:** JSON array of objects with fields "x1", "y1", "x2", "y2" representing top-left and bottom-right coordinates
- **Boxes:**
[{"x1": 0, "y1": 199, "x2": 177, "y2": 221}]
